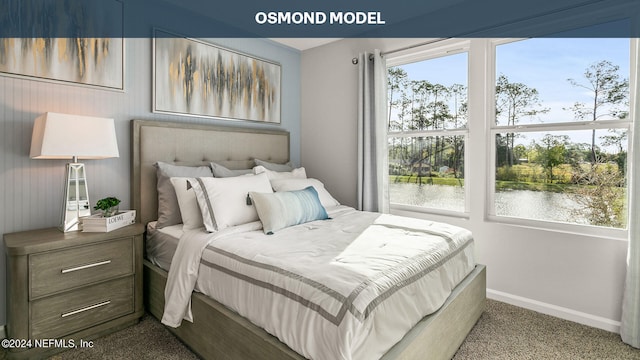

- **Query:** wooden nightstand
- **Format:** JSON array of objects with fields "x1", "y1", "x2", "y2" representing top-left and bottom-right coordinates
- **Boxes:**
[{"x1": 4, "y1": 223, "x2": 145, "y2": 359}]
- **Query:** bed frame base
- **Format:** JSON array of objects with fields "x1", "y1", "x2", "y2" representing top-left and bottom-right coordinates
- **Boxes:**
[
  {"x1": 382, "y1": 264, "x2": 486, "y2": 360},
  {"x1": 144, "y1": 260, "x2": 485, "y2": 360}
]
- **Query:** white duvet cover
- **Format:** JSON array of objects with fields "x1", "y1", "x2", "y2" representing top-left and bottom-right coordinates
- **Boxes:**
[{"x1": 162, "y1": 206, "x2": 475, "y2": 360}]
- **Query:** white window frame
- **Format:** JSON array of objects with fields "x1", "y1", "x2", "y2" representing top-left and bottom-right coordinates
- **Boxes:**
[
  {"x1": 486, "y1": 37, "x2": 637, "y2": 238},
  {"x1": 385, "y1": 39, "x2": 471, "y2": 218},
  {"x1": 380, "y1": 9, "x2": 638, "y2": 240}
]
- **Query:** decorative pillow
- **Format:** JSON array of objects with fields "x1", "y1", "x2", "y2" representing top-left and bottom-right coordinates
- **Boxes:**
[
  {"x1": 250, "y1": 186, "x2": 329, "y2": 235},
  {"x1": 254, "y1": 159, "x2": 294, "y2": 172},
  {"x1": 190, "y1": 172, "x2": 273, "y2": 232},
  {"x1": 210, "y1": 162, "x2": 253, "y2": 178},
  {"x1": 270, "y1": 178, "x2": 340, "y2": 208},
  {"x1": 155, "y1": 162, "x2": 212, "y2": 228},
  {"x1": 170, "y1": 177, "x2": 203, "y2": 230},
  {"x1": 253, "y1": 165, "x2": 307, "y2": 180}
]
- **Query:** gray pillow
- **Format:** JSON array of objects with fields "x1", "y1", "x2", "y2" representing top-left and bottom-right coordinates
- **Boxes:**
[
  {"x1": 254, "y1": 159, "x2": 294, "y2": 172},
  {"x1": 210, "y1": 162, "x2": 253, "y2": 178},
  {"x1": 155, "y1": 162, "x2": 212, "y2": 228}
]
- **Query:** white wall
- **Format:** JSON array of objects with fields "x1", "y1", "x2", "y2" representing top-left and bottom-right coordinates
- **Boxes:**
[
  {"x1": 0, "y1": 37, "x2": 301, "y2": 326},
  {"x1": 300, "y1": 37, "x2": 629, "y2": 332}
]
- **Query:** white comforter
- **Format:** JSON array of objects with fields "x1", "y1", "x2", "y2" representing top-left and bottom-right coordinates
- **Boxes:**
[{"x1": 162, "y1": 206, "x2": 475, "y2": 360}]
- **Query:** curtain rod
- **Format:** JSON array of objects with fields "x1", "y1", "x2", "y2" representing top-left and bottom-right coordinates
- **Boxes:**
[{"x1": 352, "y1": 38, "x2": 447, "y2": 64}]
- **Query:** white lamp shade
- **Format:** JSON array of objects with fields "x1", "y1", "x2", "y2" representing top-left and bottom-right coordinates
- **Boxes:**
[{"x1": 30, "y1": 112, "x2": 119, "y2": 160}]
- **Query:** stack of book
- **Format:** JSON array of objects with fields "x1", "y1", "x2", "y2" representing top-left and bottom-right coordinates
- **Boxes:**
[{"x1": 81, "y1": 210, "x2": 136, "y2": 232}]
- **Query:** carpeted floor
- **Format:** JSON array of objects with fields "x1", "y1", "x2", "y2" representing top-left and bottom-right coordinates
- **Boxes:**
[
  {"x1": 32, "y1": 300, "x2": 639, "y2": 359},
  {"x1": 453, "y1": 300, "x2": 639, "y2": 360}
]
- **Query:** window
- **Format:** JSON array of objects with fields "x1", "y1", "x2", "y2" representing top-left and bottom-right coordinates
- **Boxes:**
[
  {"x1": 491, "y1": 37, "x2": 631, "y2": 229},
  {"x1": 386, "y1": 42, "x2": 469, "y2": 214},
  {"x1": 383, "y1": 22, "x2": 636, "y2": 234}
]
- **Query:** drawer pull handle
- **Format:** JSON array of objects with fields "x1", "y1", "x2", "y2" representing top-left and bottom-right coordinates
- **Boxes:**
[
  {"x1": 61, "y1": 300, "x2": 111, "y2": 318},
  {"x1": 61, "y1": 260, "x2": 111, "y2": 274}
]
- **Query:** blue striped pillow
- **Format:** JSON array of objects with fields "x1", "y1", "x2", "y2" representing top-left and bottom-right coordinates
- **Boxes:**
[{"x1": 250, "y1": 186, "x2": 329, "y2": 235}]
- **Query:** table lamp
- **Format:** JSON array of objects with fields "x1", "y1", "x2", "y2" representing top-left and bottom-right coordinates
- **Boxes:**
[{"x1": 30, "y1": 112, "x2": 119, "y2": 232}]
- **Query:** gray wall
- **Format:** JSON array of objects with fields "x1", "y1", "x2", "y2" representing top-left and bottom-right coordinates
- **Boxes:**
[
  {"x1": 300, "y1": 38, "x2": 628, "y2": 331},
  {"x1": 0, "y1": 37, "x2": 301, "y2": 326}
]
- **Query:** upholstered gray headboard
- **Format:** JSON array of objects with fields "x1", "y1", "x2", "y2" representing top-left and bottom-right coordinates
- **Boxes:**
[{"x1": 131, "y1": 119, "x2": 290, "y2": 225}]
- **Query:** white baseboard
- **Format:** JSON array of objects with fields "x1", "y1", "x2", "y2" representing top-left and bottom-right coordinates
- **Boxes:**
[{"x1": 487, "y1": 289, "x2": 621, "y2": 333}]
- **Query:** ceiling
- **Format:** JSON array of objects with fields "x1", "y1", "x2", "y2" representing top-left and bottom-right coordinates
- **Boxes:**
[{"x1": 269, "y1": 38, "x2": 342, "y2": 51}]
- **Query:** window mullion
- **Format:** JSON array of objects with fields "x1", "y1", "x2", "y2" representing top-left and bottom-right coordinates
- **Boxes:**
[
  {"x1": 492, "y1": 119, "x2": 631, "y2": 133},
  {"x1": 387, "y1": 129, "x2": 468, "y2": 138},
  {"x1": 468, "y1": 38, "x2": 491, "y2": 217}
]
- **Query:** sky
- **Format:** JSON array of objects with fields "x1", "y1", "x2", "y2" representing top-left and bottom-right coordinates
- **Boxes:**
[
  {"x1": 399, "y1": 37, "x2": 629, "y2": 122},
  {"x1": 394, "y1": 32, "x2": 631, "y2": 152},
  {"x1": 496, "y1": 37, "x2": 630, "y2": 124}
]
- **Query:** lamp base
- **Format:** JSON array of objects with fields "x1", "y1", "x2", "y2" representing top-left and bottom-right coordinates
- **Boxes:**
[{"x1": 60, "y1": 162, "x2": 91, "y2": 232}]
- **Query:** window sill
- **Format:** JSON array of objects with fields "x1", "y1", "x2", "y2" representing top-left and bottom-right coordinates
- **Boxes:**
[
  {"x1": 388, "y1": 204, "x2": 628, "y2": 242},
  {"x1": 486, "y1": 214, "x2": 629, "y2": 241},
  {"x1": 390, "y1": 203, "x2": 470, "y2": 220}
]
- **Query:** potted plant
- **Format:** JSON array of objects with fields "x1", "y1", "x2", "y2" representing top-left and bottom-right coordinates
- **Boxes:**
[{"x1": 94, "y1": 196, "x2": 121, "y2": 217}]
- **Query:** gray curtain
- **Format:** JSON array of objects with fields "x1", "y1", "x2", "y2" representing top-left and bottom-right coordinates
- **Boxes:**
[
  {"x1": 621, "y1": 41, "x2": 640, "y2": 348},
  {"x1": 357, "y1": 50, "x2": 389, "y2": 213}
]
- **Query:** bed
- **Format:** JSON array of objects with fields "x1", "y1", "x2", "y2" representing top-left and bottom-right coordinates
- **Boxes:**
[{"x1": 131, "y1": 119, "x2": 486, "y2": 360}]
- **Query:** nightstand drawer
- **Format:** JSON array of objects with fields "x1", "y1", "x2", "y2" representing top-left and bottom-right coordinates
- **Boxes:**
[
  {"x1": 31, "y1": 276, "x2": 134, "y2": 339},
  {"x1": 30, "y1": 237, "x2": 133, "y2": 299}
]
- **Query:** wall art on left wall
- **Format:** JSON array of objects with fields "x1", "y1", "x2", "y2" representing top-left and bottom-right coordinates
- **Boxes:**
[{"x1": 0, "y1": 0, "x2": 124, "y2": 91}]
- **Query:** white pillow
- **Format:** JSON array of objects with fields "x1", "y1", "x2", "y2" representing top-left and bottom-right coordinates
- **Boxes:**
[
  {"x1": 270, "y1": 178, "x2": 340, "y2": 208},
  {"x1": 154, "y1": 161, "x2": 212, "y2": 228},
  {"x1": 170, "y1": 177, "x2": 203, "y2": 230},
  {"x1": 253, "y1": 165, "x2": 307, "y2": 180},
  {"x1": 190, "y1": 172, "x2": 273, "y2": 232}
]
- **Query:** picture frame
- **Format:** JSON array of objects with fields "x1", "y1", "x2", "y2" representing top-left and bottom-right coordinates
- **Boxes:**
[
  {"x1": 153, "y1": 29, "x2": 282, "y2": 124},
  {"x1": 0, "y1": 0, "x2": 124, "y2": 91}
]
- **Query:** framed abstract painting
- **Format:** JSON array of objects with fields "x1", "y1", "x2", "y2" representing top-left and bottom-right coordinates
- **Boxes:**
[
  {"x1": 0, "y1": 0, "x2": 124, "y2": 91},
  {"x1": 153, "y1": 29, "x2": 281, "y2": 124}
]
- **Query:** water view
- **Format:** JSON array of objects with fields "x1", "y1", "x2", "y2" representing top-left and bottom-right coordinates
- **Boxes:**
[{"x1": 389, "y1": 183, "x2": 588, "y2": 224}]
